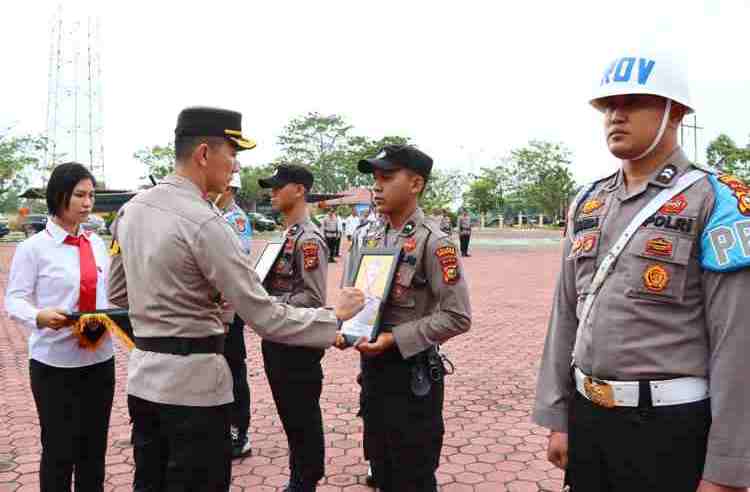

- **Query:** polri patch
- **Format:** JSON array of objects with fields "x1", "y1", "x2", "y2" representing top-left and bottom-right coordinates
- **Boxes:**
[{"x1": 435, "y1": 245, "x2": 460, "y2": 285}]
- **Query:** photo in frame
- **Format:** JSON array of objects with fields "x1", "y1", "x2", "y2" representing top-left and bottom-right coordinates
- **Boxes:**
[
  {"x1": 254, "y1": 242, "x2": 284, "y2": 283},
  {"x1": 339, "y1": 247, "x2": 401, "y2": 346}
]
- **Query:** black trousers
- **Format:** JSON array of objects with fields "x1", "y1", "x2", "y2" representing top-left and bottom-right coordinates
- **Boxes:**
[
  {"x1": 334, "y1": 236, "x2": 341, "y2": 256},
  {"x1": 30, "y1": 357, "x2": 115, "y2": 492},
  {"x1": 459, "y1": 234, "x2": 471, "y2": 256},
  {"x1": 325, "y1": 237, "x2": 337, "y2": 261},
  {"x1": 224, "y1": 315, "x2": 250, "y2": 434},
  {"x1": 128, "y1": 395, "x2": 232, "y2": 492},
  {"x1": 565, "y1": 392, "x2": 711, "y2": 492},
  {"x1": 262, "y1": 340, "x2": 325, "y2": 484},
  {"x1": 360, "y1": 350, "x2": 444, "y2": 492}
]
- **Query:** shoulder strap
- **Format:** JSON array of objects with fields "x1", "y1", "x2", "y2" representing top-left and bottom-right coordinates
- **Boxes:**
[{"x1": 572, "y1": 169, "x2": 707, "y2": 364}]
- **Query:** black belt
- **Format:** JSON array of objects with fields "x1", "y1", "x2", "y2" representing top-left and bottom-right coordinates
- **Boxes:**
[{"x1": 134, "y1": 335, "x2": 225, "y2": 356}]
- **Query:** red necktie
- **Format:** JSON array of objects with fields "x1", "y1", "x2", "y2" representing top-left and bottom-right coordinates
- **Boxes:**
[{"x1": 64, "y1": 234, "x2": 98, "y2": 312}]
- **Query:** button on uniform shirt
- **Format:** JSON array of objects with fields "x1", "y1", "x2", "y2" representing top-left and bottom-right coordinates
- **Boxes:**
[
  {"x1": 347, "y1": 208, "x2": 471, "y2": 358},
  {"x1": 533, "y1": 149, "x2": 750, "y2": 487},
  {"x1": 5, "y1": 219, "x2": 113, "y2": 368},
  {"x1": 108, "y1": 175, "x2": 338, "y2": 407}
]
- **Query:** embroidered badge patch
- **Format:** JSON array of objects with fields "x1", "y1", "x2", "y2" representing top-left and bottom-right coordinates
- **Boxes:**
[
  {"x1": 659, "y1": 193, "x2": 688, "y2": 215},
  {"x1": 302, "y1": 241, "x2": 319, "y2": 271},
  {"x1": 718, "y1": 174, "x2": 750, "y2": 216},
  {"x1": 645, "y1": 237, "x2": 674, "y2": 257},
  {"x1": 234, "y1": 216, "x2": 247, "y2": 233},
  {"x1": 570, "y1": 233, "x2": 597, "y2": 258},
  {"x1": 391, "y1": 284, "x2": 407, "y2": 300},
  {"x1": 404, "y1": 237, "x2": 417, "y2": 253},
  {"x1": 581, "y1": 199, "x2": 603, "y2": 215},
  {"x1": 436, "y1": 245, "x2": 460, "y2": 284},
  {"x1": 643, "y1": 264, "x2": 670, "y2": 293}
]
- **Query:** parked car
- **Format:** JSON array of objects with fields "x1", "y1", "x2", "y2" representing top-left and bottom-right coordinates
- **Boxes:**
[
  {"x1": 247, "y1": 212, "x2": 276, "y2": 232},
  {"x1": 22, "y1": 214, "x2": 48, "y2": 237}
]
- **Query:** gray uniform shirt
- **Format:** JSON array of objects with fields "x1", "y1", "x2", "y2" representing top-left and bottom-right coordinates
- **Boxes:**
[
  {"x1": 458, "y1": 216, "x2": 472, "y2": 236},
  {"x1": 108, "y1": 175, "x2": 337, "y2": 407},
  {"x1": 533, "y1": 149, "x2": 750, "y2": 486},
  {"x1": 347, "y1": 207, "x2": 471, "y2": 358},
  {"x1": 264, "y1": 218, "x2": 328, "y2": 309}
]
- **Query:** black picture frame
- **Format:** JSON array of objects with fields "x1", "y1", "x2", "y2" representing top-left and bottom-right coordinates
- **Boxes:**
[
  {"x1": 253, "y1": 242, "x2": 284, "y2": 283},
  {"x1": 339, "y1": 247, "x2": 401, "y2": 346}
]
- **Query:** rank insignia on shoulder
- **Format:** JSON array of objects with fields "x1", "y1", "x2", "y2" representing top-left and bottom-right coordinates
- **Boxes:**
[
  {"x1": 659, "y1": 193, "x2": 688, "y2": 215},
  {"x1": 109, "y1": 239, "x2": 120, "y2": 257},
  {"x1": 404, "y1": 237, "x2": 417, "y2": 253},
  {"x1": 302, "y1": 240, "x2": 319, "y2": 271},
  {"x1": 645, "y1": 237, "x2": 673, "y2": 257},
  {"x1": 435, "y1": 245, "x2": 460, "y2": 285},
  {"x1": 580, "y1": 198, "x2": 603, "y2": 215},
  {"x1": 643, "y1": 264, "x2": 670, "y2": 293},
  {"x1": 402, "y1": 221, "x2": 416, "y2": 237},
  {"x1": 656, "y1": 164, "x2": 677, "y2": 184}
]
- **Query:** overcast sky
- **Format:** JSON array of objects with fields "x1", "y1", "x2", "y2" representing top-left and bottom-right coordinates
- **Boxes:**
[{"x1": 2, "y1": 0, "x2": 749, "y2": 190}]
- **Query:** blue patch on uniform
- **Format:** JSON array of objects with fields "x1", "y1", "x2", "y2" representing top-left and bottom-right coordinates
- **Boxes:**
[
  {"x1": 700, "y1": 174, "x2": 750, "y2": 272},
  {"x1": 224, "y1": 209, "x2": 253, "y2": 254}
]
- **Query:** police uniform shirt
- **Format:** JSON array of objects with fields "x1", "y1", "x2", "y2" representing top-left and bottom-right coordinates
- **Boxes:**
[
  {"x1": 108, "y1": 175, "x2": 338, "y2": 407},
  {"x1": 323, "y1": 216, "x2": 339, "y2": 237},
  {"x1": 533, "y1": 149, "x2": 750, "y2": 486},
  {"x1": 458, "y1": 216, "x2": 472, "y2": 236},
  {"x1": 348, "y1": 207, "x2": 471, "y2": 358},
  {"x1": 264, "y1": 218, "x2": 328, "y2": 308}
]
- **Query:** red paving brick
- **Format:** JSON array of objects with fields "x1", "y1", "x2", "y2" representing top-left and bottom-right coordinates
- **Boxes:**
[{"x1": 0, "y1": 239, "x2": 563, "y2": 491}]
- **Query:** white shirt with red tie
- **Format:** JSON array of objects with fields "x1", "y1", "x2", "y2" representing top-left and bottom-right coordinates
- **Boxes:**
[{"x1": 5, "y1": 219, "x2": 114, "y2": 368}]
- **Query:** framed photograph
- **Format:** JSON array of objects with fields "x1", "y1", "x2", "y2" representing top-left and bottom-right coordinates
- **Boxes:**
[
  {"x1": 339, "y1": 248, "x2": 401, "y2": 345},
  {"x1": 254, "y1": 242, "x2": 284, "y2": 283}
]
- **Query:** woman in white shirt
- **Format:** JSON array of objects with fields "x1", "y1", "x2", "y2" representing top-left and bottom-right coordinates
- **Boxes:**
[{"x1": 5, "y1": 162, "x2": 115, "y2": 492}]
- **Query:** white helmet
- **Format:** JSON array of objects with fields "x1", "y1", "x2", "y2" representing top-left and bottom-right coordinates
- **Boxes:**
[
  {"x1": 591, "y1": 52, "x2": 693, "y2": 160},
  {"x1": 229, "y1": 173, "x2": 242, "y2": 190},
  {"x1": 590, "y1": 53, "x2": 693, "y2": 114}
]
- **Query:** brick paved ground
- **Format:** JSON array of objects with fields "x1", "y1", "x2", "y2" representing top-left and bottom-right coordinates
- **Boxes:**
[{"x1": 0, "y1": 237, "x2": 564, "y2": 491}]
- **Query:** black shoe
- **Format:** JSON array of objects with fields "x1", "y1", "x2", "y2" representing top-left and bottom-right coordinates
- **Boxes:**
[
  {"x1": 366, "y1": 463, "x2": 375, "y2": 487},
  {"x1": 283, "y1": 478, "x2": 317, "y2": 492},
  {"x1": 231, "y1": 428, "x2": 252, "y2": 459}
]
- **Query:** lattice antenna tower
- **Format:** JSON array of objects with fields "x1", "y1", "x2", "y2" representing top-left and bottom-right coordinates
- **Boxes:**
[{"x1": 45, "y1": 3, "x2": 105, "y2": 185}]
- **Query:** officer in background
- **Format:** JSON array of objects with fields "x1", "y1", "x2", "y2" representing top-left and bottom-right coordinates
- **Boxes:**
[
  {"x1": 322, "y1": 210, "x2": 339, "y2": 263},
  {"x1": 458, "y1": 210, "x2": 472, "y2": 257},
  {"x1": 342, "y1": 144, "x2": 472, "y2": 491},
  {"x1": 257, "y1": 165, "x2": 328, "y2": 492},
  {"x1": 439, "y1": 210, "x2": 452, "y2": 235},
  {"x1": 108, "y1": 106, "x2": 364, "y2": 490},
  {"x1": 533, "y1": 52, "x2": 750, "y2": 491},
  {"x1": 212, "y1": 173, "x2": 253, "y2": 459}
]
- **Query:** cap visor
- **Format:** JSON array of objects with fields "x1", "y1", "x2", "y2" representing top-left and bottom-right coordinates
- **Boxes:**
[
  {"x1": 357, "y1": 159, "x2": 399, "y2": 174},
  {"x1": 258, "y1": 176, "x2": 284, "y2": 189},
  {"x1": 228, "y1": 136, "x2": 257, "y2": 150}
]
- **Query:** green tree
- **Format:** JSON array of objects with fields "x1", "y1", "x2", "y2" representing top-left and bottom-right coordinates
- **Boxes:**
[
  {"x1": 706, "y1": 134, "x2": 750, "y2": 180},
  {"x1": 276, "y1": 112, "x2": 408, "y2": 193},
  {"x1": 420, "y1": 169, "x2": 468, "y2": 212},
  {"x1": 236, "y1": 163, "x2": 276, "y2": 211},
  {"x1": 463, "y1": 177, "x2": 499, "y2": 214},
  {"x1": 507, "y1": 141, "x2": 576, "y2": 219},
  {"x1": 134, "y1": 143, "x2": 175, "y2": 182},
  {"x1": 0, "y1": 131, "x2": 47, "y2": 210}
]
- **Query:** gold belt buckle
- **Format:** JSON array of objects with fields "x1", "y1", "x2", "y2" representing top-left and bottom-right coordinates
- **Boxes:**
[{"x1": 584, "y1": 376, "x2": 616, "y2": 408}]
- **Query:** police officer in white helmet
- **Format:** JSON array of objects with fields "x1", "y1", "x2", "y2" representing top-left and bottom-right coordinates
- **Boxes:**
[{"x1": 533, "y1": 52, "x2": 750, "y2": 491}]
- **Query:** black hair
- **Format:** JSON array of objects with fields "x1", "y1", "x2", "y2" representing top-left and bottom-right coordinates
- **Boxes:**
[
  {"x1": 46, "y1": 162, "x2": 97, "y2": 217},
  {"x1": 174, "y1": 136, "x2": 227, "y2": 162}
]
